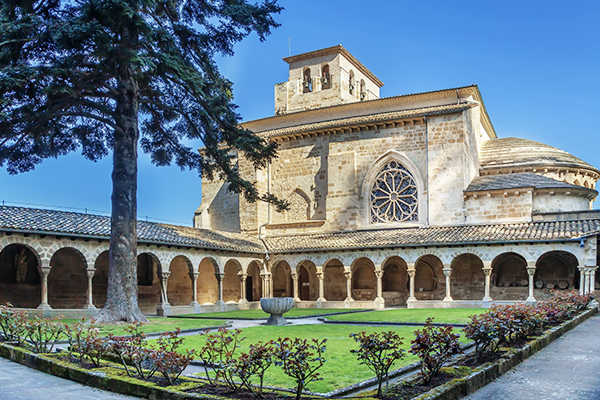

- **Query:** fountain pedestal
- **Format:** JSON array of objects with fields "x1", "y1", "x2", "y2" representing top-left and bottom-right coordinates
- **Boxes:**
[{"x1": 260, "y1": 297, "x2": 293, "y2": 326}]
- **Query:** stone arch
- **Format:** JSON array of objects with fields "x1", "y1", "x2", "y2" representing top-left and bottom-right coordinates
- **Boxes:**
[
  {"x1": 198, "y1": 257, "x2": 219, "y2": 305},
  {"x1": 303, "y1": 68, "x2": 312, "y2": 92},
  {"x1": 0, "y1": 243, "x2": 41, "y2": 308},
  {"x1": 535, "y1": 251, "x2": 578, "y2": 292},
  {"x1": 285, "y1": 189, "x2": 311, "y2": 222},
  {"x1": 48, "y1": 247, "x2": 88, "y2": 309},
  {"x1": 272, "y1": 261, "x2": 291, "y2": 298},
  {"x1": 381, "y1": 256, "x2": 408, "y2": 306},
  {"x1": 167, "y1": 255, "x2": 193, "y2": 306},
  {"x1": 491, "y1": 252, "x2": 528, "y2": 300},
  {"x1": 450, "y1": 253, "x2": 485, "y2": 300},
  {"x1": 321, "y1": 64, "x2": 331, "y2": 89},
  {"x1": 360, "y1": 150, "x2": 425, "y2": 226},
  {"x1": 323, "y1": 258, "x2": 345, "y2": 301},
  {"x1": 223, "y1": 259, "x2": 242, "y2": 303},
  {"x1": 414, "y1": 254, "x2": 443, "y2": 300},
  {"x1": 359, "y1": 79, "x2": 366, "y2": 100},
  {"x1": 136, "y1": 252, "x2": 162, "y2": 312},
  {"x1": 351, "y1": 257, "x2": 376, "y2": 301},
  {"x1": 246, "y1": 260, "x2": 262, "y2": 302},
  {"x1": 297, "y1": 260, "x2": 317, "y2": 301}
]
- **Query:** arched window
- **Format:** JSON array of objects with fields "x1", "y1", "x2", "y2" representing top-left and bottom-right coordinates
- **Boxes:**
[
  {"x1": 303, "y1": 68, "x2": 312, "y2": 93},
  {"x1": 349, "y1": 70, "x2": 355, "y2": 95},
  {"x1": 370, "y1": 160, "x2": 418, "y2": 223},
  {"x1": 360, "y1": 79, "x2": 366, "y2": 100},
  {"x1": 321, "y1": 64, "x2": 331, "y2": 89}
]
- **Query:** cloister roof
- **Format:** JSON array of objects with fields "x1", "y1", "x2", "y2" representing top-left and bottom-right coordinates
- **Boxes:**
[
  {"x1": 2, "y1": 206, "x2": 600, "y2": 255},
  {"x1": 465, "y1": 172, "x2": 597, "y2": 195},
  {"x1": 480, "y1": 137, "x2": 599, "y2": 175},
  {"x1": 262, "y1": 219, "x2": 600, "y2": 253},
  {"x1": 0, "y1": 206, "x2": 265, "y2": 253}
]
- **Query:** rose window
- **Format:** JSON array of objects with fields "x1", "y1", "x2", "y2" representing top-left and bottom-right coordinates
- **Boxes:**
[{"x1": 370, "y1": 161, "x2": 418, "y2": 223}]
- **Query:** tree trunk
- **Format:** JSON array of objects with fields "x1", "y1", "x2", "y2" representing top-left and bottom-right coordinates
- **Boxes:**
[{"x1": 95, "y1": 61, "x2": 147, "y2": 323}]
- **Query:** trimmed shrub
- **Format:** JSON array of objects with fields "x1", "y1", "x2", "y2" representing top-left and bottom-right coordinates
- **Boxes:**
[
  {"x1": 350, "y1": 331, "x2": 405, "y2": 397},
  {"x1": 410, "y1": 318, "x2": 462, "y2": 384},
  {"x1": 274, "y1": 337, "x2": 327, "y2": 400}
]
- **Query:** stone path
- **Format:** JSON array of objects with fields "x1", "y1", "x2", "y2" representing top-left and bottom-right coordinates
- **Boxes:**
[
  {"x1": 0, "y1": 356, "x2": 137, "y2": 400},
  {"x1": 463, "y1": 313, "x2": 600, "y2": 400}
]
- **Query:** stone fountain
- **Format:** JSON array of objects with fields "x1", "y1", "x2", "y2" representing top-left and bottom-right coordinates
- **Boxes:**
[{"x1": 260, "y1": 297, "x2": 294, "y2": 326}]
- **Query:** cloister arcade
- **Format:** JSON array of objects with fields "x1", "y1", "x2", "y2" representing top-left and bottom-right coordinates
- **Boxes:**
[{"x1": 0, "y1": 231, "x2": 598, "y2": 317}]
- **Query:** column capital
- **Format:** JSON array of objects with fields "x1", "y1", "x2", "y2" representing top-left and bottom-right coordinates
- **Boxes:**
[
  {"x1": 290, "y1": 272, "x2": 298, "y2": 279},
  {"x1": 40, "y1": 266, "x2": 51, "y2": 277},
  {"x1": 374, "y1": 270, "x2": 383, "y2": 279},
  {"x1": 526, "y1": 267, "x2": 536, "y2": 276},
  {"x1": 214, "y1": 272, "x2": 225, "y2": 280},
  {"x1": 442, "y1": 268, "x2": 452, "y2": 277},
  {"x1": 240, "y1": 273, "x2": 248, "y2": 280},
  {"x1": 344, "y1": 271, "x2": 352, "y2": 279},
  {"x1": 482, "y1": 260, "x2": 492, "y2": 269},
  {"x1": 482, "y1": 267, "x2": 492, "y2": 276},
  {"x1": 86, "y1": 269, "x2": 96, "y2": 279},
  {"x1": 407, "y1": 269, "x2": 416, "y2": 278},
  {"x1": 192, "y1": 272, "x2": 200, "y2": 279},
  {"x1": 526, "y1": 260, "x2": 537, "y2": 268},
  {"x1": 316, "y1": 271, "x2": 324, "y2": 280},
  {"x1": 161, "y1": 271, "x2": 171, "y2": 279}
]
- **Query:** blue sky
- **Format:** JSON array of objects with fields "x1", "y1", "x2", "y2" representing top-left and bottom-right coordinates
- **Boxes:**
[{"x1": 1, "y1": 1, "x2": 599, "y2": 226}]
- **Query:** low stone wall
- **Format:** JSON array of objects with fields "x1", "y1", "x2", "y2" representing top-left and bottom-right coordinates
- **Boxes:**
[{"x1": 412, "y1": 306, "x2": 598, "y2": 400}]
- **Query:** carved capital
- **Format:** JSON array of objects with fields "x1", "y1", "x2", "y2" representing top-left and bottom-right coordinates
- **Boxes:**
[
  {"x1": 344, "y1": 271, "x2": 352, "y2": 280},
  {"x1": 442, "y1": 268, "x2": 452, "y2": 277},
  {"x1": 482, "y1": 267, "x2": 492, "y2": 276},
  {"x1": 86, "y1": 269, "x2": 96, "y2": 280},
  {"x1": 316, "y1": 271, "x2": 324, "y2": 280},
  {"x1": 407, "y1": 269, "x2": 416, "y2": 278},
  {"x1": 290, "y1": 272, "x2": 298, "y2": 280},
  {"x1": 161, "y1": 271, "x2": 171, "y2": 280},
  {"x1": 374, "y1": 270, "x2": 383, "y2": 279}
]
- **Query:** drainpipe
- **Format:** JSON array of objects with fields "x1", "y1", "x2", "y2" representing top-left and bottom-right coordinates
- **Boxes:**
[
  {"x1": 258, "y1": 162, "x2": 271, "y2": 261},
  {"x1": 424, "y1": 115, "x2": 430, "y2": 227}
]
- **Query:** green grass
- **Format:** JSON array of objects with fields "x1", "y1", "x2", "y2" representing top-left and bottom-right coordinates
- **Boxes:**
[
  {"x1": 173, "y1": 308, "x2": 361, "y2": 319},
  {"x1": 61, "y1": 317, "x2": 227, "y2": 336},
  {"x1": 174, "y1": 324, "x2": 468, "y2": 393},
  {"x1": 324, "y1": 308, "x2": 486, "y2": 325}
]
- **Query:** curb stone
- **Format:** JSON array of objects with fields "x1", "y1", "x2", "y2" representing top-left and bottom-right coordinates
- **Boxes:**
[{"x1": 408, "y1": 307, "x2": 597, "y2": 400}]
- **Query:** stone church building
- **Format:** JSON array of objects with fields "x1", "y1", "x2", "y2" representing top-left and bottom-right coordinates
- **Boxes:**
[{"x1": 1, "y1": 45, "x2": 599, "y2": 317}]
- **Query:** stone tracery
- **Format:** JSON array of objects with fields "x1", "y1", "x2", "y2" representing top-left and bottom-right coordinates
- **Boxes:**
[{"x1": 370, "y1": 160, "x2": 418, "y2": 223}]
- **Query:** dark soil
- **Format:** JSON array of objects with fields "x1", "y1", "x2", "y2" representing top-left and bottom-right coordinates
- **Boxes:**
[
  {"x1": 382, "y1": 371, "x2": 457, "y2": 400},
  {"x1": 186, "y1": 385, "x2": 299, "y2": 399}
]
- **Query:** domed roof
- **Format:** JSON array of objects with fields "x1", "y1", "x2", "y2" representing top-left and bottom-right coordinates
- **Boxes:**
[{"x1": 480, "y1": 137, "x2": 599, "y2": 174}]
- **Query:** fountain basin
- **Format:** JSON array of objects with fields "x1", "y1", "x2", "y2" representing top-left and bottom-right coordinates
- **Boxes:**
[{"x1": 260, "y1": 297, "x2": 294, "y2": 326}]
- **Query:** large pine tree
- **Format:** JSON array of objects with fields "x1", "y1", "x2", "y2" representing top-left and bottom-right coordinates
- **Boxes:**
[{"x1": 0, "y1": 0, "x2": 284, "y2": 322}]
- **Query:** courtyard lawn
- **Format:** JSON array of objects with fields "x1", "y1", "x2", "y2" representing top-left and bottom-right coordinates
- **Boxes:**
[
  {"x1": 61, "y1": 317, "x2": 227, "y2": 336},
  {"x1": 324, "y1": 308, "x2": 486, "y2": 325},
  {"x1": 175, "y1": 324, "x2": 469, "y2": 393},
  {"x1": 173, "y1": 308, "x2": 362, "y2": 320}
]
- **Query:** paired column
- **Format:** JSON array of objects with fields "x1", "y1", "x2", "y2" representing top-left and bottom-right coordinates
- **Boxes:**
[
  {"x1": 407, "y1": 263, "x2": 417, "y2": 306},
  {"x1": 526, "y1": 261, "x2": 536, "y2": 302},
  {"x1": 239, "y1": 273, "x2": 248, "y2": 304},
  {"x1": 590, "y1": 267, "x2": 597, "y2": 294},
  {"x1": 482, "y1": 261, "x2": 492, "y2": 302},
  {"x1": 579, "y1": 266, "x2": 586, "y2": 295},
  {"x1": 215, "y1": 273, "x2": 225, "y2": 304},
  {"x1": 86, "y1": 269, "x2": 96, "y2": 310},
  {"x1": 374, "y1": 269, "x2": 384, "y2": 308},
  {"x1": 291, "y1": 272, "x2": 300, "y2": 302},
  {"x1": 442, "y1": 266, "x2": 453, "y2": 302},
  {"x1": 344, "y1": 271, "x2": 354, "y2": 302},
  {"x1": 159, "y1": 271, "x2": 171, "y2": 305},
  {"x1": 38, "y1": 265, "x2": 52, "y2": 310},
  {"x1": 190, "y1": 272, "x2": 200, "y2": 306},
  {"x1": 316, "y1": 270, "x2": 325, "y2": 303}
]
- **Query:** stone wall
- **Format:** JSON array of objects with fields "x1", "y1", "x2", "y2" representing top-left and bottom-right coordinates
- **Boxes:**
[
  {"x1": 48, "y1": 248, "x2": 87, "y2": 309},
  {"x1": 533, "y1": 192, "x2": 590, "y2": 213},
  {"x1": 465, "y1": 192, "x2": 533, "y2": 224},
  {"x1": 197, "y1": 258, "x2": 218, "y2": 305}
]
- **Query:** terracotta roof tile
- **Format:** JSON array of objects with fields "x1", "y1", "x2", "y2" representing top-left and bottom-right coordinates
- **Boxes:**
[
  {"x1": 0, "y1": 206, "x2": 265, "y2": 253},
  {"x1": 466, "y1": 172, "x2": 597, "y2": 194},
  {"x1": 263, "y1": 220, "x2": 600, "y2": 253},
  {"x1": 257, "y1": 103, "x2": 476, "y2": 139},
  {"x1": 480, "y1": 138, "x2": 599, "y2": 174}
]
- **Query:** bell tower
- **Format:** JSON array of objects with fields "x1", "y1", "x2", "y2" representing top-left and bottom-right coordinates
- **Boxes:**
[{"x1": 274, "y1": 45, "x2": 383, "y2": 115}]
